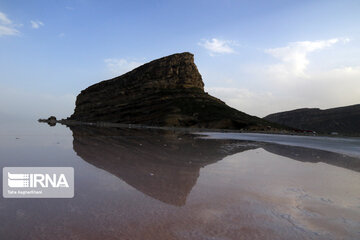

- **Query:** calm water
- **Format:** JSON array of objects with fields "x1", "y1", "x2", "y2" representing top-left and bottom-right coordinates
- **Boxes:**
[{"x1": 0, "y1": 122, "x2": 359, "y2": 240}]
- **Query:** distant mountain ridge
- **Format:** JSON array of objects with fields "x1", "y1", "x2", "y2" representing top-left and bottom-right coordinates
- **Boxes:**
[{"x1": 264, "y1": 104, "x2": 360, "y2": 135}]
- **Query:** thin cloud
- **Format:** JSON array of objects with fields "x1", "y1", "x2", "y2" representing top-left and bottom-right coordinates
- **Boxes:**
[
  {"x1": 0, "y1": 11, "x2": 20, "y2": 37},
  {"x1": 199, "y1": 38, "x2": 236, "y2": 55},
  {"x1": 265, "y1": 38, "x2": 349, "y2": 78},
  {"x1": 104, "y1": 58, "x2": 143, "y2": 77},
  {"x1": 0, "y1": 25, "x2": 19, "y2": 36},
  {"x1": 0, "y1": 12, "x2": 12, "y2": 25},
  {"x1": 206, "y1": 87, "x2": 279, "y2": 117},
  {"x1": 207, "y1": 63, "x2": 360, "y2": 117},
  {"x1": 30, "y1": 20, "x2": 44, "y2": 29},
  {"x1": 205, "y1": 38, "x2": 357, "y2": 117}
]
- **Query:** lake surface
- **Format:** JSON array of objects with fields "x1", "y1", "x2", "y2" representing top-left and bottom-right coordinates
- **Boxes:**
[{"x1": 0, "y1": 122, "x2": 359, "y2": 240}]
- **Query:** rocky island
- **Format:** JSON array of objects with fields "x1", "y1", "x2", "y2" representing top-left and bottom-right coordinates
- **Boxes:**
[{"x1": 68, "y1": 52, "x2": 282, "y2": 131}]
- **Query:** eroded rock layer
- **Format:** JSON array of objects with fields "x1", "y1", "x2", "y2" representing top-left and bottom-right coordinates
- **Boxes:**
[{"x1": 70, "y1": 52, "x2": 272, "y2": 129}]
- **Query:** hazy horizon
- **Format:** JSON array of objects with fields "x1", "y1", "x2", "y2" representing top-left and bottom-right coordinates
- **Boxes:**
[{"x1": 1, "y1": 0, "x2": 360, "y2": 120}]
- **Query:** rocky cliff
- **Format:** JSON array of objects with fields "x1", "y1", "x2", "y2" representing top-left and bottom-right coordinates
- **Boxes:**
[
  {"x1": 69, "y1": 52, "x2": 277, "y2": 130},
  {"x1": 264, "y1": 104, "x2": 360, "y2": 135}
]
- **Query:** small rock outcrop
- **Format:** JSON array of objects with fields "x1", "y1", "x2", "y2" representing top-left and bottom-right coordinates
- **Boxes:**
[
  {"x1": 38, "y1": 116, "x2": 57, "y2": 126},
  {"x1": 69, "y1": 52, "x2": 275, "y2": 130}
]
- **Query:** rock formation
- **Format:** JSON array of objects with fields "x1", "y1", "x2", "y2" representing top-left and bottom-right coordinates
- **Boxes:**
[
  {"x1": 69, "y1": 52, "x2": 279, "y2": 130},
  {"x1": 38, "y1": 116, "x2": 57, "y2": 126},
  {"x1": 264, "y1": 104, "x2": 360, "y2": 135}
]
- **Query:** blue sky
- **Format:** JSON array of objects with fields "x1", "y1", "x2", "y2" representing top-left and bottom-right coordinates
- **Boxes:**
[{"x1": 1, "y1": 0, "x2": 360, "y2": 120}]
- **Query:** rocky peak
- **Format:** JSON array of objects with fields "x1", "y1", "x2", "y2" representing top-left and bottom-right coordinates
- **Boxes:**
[
  {"x1": 83, "y1": 52, "x2": 204, "y2": 95},
  {"x1": 69, "y1": 52, "x2": 277, "y2": 130}
]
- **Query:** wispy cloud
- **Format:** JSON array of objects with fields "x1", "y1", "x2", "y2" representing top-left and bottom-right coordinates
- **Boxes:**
[
  {"x1": 208, "y1": 64, "x2": 360, "y2": 117},
  {"x1": 104, "y1": 58, "x2": 143, "y2": 76},
  {"x1": 199, "y1": 38, "x2": 236, "y2": 55},
  {"x1": 0, "y1": 12, "x2": 12, "y2": 25},
  {"x1": 204, "y1": 37, "x2": 358, "y2": 117},
  {"x1": 265, "y1": 38, "x2": 350, "y2": 78},
  {"x1": 206, "y1": 87, "x2": 286, "y2": 117},
  {"x1": 30, "y1": 20, "x2": 44, "y2": 29},
  {"x1": 0, "y1": 11, "x2": 20, "y2": 37}
]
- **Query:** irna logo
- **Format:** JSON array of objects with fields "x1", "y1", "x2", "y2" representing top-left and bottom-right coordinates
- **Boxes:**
[
  {"x1": 8, "y1": 172, "x2": 69, "y2": 188},
  {"x1": 3, "y1": 167, "x2": 74, "y2": 198}
]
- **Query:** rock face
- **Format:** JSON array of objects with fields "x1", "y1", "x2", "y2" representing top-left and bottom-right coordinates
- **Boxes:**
[
  {"x1": 69, "y1": 52, "x2": 274, "y2": 129},
  {"x1": 264, "y1": 104, "x2": 360, "y2": 135}
]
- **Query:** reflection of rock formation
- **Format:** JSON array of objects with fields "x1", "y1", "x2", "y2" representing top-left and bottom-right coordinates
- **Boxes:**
[
  {"x1": 263, "y1": 144, "x2": 360, "y2": 172},
  {"x1": 69, "y1": 125, "x2": 360, "y2": 206},
  {"x1": 69, "y1": 126, "x2": 258, "y2": 206}
]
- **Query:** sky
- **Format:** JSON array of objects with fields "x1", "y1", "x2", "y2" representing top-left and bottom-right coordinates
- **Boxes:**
[{"x1": 1, "y1": 0, "x2": 360, "y2": 121}]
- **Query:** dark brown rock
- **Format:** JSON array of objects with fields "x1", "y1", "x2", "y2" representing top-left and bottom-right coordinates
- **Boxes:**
[
  {"x1": 69, "y1": 52, "x2": 277, "y2": 130},
  {"x1": 38, "y1": 116, "x2": 57, "y2": 126}
]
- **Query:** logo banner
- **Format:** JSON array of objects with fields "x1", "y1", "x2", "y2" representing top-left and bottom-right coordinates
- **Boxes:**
[{"x1": 3, "y1": 167, "x2": 74, "y2": 198}]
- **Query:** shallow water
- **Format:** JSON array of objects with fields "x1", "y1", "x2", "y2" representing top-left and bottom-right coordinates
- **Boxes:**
[
  {"x1": 0, "y1": 122, "x2": 359, "y2": 239},
  {"x1": 198, "y1": 132, "x2": 360, "y2": 158}
]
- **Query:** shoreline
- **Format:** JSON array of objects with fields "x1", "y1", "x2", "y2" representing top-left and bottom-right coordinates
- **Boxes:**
[{"x1": 39, "y1": 118, "x2": 360, "y2": 138}]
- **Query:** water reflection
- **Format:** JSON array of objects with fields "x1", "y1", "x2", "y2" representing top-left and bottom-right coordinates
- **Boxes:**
[
  {"x1": 68, "y1": 125, "x2": 360, "y2": 206},
  {"x1": 263, "y1": 144, "x2": 360, "y2": 172},
  {"x1": 66, "y1": 126, "x2": 359, "y2": 239},
  {"x1": 69, "y1": 125, "x2": 259, "y2": 206},
  {"x1": 0, "y1": 124, "x2": 359, "y2": 239}
]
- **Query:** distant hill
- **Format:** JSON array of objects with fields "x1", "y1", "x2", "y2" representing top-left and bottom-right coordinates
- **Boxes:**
[{"x1": 264, "y1": 104, "x2": 360, "y2": 135}]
